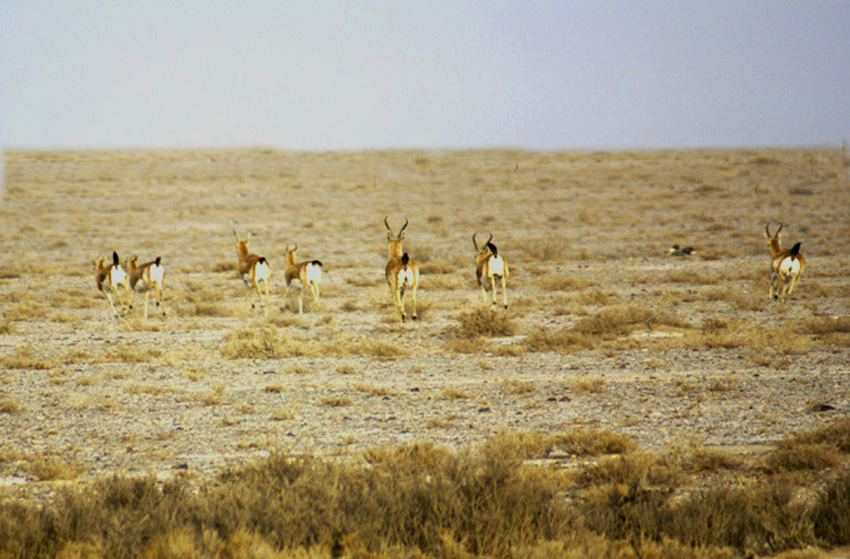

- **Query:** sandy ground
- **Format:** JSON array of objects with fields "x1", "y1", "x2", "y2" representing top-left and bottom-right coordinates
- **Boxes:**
[{"x1": 1, "y1": 147, "x2": 848, "y2": 501}]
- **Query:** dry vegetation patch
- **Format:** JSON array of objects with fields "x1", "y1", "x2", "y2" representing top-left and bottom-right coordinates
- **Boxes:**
[
  {"x1": 526, "y1": 305, "x2": 690, "y2": 353},
  {"x1": 452, "y1": 306, "x2": 518, "y2": 339},
  {"x1": 4, "y1": 424, "x2": 848, "y2": 558}
]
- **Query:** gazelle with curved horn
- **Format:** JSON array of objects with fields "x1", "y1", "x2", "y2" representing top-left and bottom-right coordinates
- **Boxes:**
[
  {"x1": 94, "y1": 251, "x2": 130, "y2": 317},
  {"x1": 233, "y1": 225, "x2": 271, "y2": 315},
  {"x1": 763, "y1": 222, "x2": 805, "y2": 302},
  {"x1": 384, "y1": 215, "x2": 420, "y2": 321},
  {"x1": 284, "y1": 244, "x2": 322, "y2": 315},
  {"x1": 126, "y1": 256, "x2": 166, "y2": 318},
  {"x1": 473, "y1": 232, "x2": 509, "y2": 309}
]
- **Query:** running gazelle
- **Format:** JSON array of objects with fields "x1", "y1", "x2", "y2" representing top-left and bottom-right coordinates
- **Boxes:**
[
  {"x1": 384, "y1": 215, "x2": 419, "y2": 321},
  {"x1": 764, "y1": 222, "x2": 806, "y2": 302},
  {"x1": 94, "y1": 251, "x2": 130, "y2": 317},
  {"x1": 232, "y1": 226, "x2": 271, "y2": 315},
  {"x1": 284, "y1": 245, "x2": 322, "y2": 314},
  {"x1": 125, "y1": 256, "x2": 166, "y2": 318},
  {"x1": 473, "y1": 232, "x2": 509, "y2": 309}
]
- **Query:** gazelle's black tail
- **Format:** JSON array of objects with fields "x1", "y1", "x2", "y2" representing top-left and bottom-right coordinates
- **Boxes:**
[{"x1": 790, "y1": 242, "x2": 801, "y2": 257}]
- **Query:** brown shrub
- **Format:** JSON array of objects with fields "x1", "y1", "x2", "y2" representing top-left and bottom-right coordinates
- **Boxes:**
[{"x1": 453, "y1": 306, "x2": 517, "y2": 339}]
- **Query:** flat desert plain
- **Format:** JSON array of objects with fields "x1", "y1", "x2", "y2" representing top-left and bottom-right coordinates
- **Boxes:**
[{"x1": 1, "y1": 148, "x2": 848, "y2": 501}]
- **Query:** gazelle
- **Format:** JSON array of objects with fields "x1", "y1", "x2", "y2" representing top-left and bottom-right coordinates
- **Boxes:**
[
  {"x1": 94, "y1": 251, "x2": 130, "y2": 317},
  {"x1": 126, "y1": 256, "x2": 166, "y2": 318},
  {"x1": 764, "y1": 222, "x2": 806, "y2": 302},
  {"x1": 233, "y1": 226, "x2": 271, "y2": 315},
  {"x1": 473, "y1": 232, "x2": 509, "y2": 309},
  {"x1": 284, "y1": 245, "x2": 322, "y2": 314},
  {"x1": 384, "y1": 215, "x2": 419, "y2": 321}
]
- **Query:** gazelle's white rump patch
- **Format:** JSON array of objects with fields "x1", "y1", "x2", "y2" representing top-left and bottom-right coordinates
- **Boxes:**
[
  {"x1": 254, "y1": 261, "x2": 271, "y2": 282},
  {"x1": 778, "y1": 257, "x2": 801, "y2": 277},
  {"x1": 109, "y1": 266, "x2": 127, "y2": 289},
  {"x1": 305, "y1": 262, "x2": 322, "y2": 284},
  {"x1": 148, "y1": 263, "x2": 165, "y2": 284},
  {"x1": 488, "y1": 255, "x2": 506, "y2": 277},
  {"x1": 397, "y1": 267, "x2": 415, "y2": 286}
]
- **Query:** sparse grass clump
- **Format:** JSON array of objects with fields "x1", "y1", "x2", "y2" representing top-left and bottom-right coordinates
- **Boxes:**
[
  {"x1": 440, "y1": 388, "x2": 472, "y2": 400},
  {"x1": 537, "y1": 276, "x2": 593, "y2": 291},
  {"x1": 321, "y1": 396, "x2": 353, "y2": 407},
  {"x1": 763, "y1": 419, "x2": 850, "y2": 473},
  {"x1": 570, "y1": 378, "x2": 606, "y2": 394},
  {"x1": 500, "y1": 378, "x2": 535, "y2": 395},
  {"x1": 220, "y1": 327, "x2": 294, "y2": 359},
  {"x1": 681, "y1": 447, "x2": 743, "y2": 473},
  {"x1": 3, "y1": 303, "x2": 48, "y2": 321},
  {"x1": 482, "y1": 429, "x2": 636, "y2": 460},
  {"x1": 662, "y1": 270, "x2": 720, "y2": 284},
  {"x1": 578, "y1": 451, "x2": 681, "y2": 488},
  {"x1": 453, "y1": 306, "x2": 517, "y2": 339},
  {"x1": 354, "y1": 383, "x2": 396, "y2": 397},
  {"x1": 693, "y1": 321, "x2": 812, "y2": 355},
  {"x1": 574, "y1": 305, "x2": 687, "y2": 337},
  {"x1": 357, "y1": 339, "x2": 410, "y2": 359},
  {"x1": 800, "y1": 316, "x2": 850, "y2": 345},
  {"x1": 2, "y1": 345, "x2": 54, "y2": 370},
  {"x1": 812, "y1": 473, "x2": 850, "y2": 546},
  {"x1": 24, "y1": 455, "x2": 86, "y2": 481},
  {"x1": 526, "y1": 305, "x2": 689, "y2": 353},
  {"x1": 0, "y1": 396, "x2": 23, "y2": 414}
]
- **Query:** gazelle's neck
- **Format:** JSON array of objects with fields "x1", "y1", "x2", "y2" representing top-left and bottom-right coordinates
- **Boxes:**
[{"x1": 388, "y1": 240, "x2": 403, "y2": 260}]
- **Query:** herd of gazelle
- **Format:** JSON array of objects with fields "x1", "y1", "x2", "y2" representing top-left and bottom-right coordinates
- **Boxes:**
[{"x1": 93, "y1": 218, "x2": 806, "y2": 319}]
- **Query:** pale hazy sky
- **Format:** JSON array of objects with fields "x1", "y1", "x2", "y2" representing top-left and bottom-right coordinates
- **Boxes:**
[{"x1": 1, "y1": 2, "x2": 848, "y2": 150}]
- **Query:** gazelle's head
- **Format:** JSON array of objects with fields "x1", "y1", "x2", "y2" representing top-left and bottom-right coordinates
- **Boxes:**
[
  {"x1": 764, "y1": 222, "x2": 783, "y2": 255},
  {"x1": 384, "y1": 215, "x2": 408, "y2": 258},
  {"x1": 285, "y1": 244, "x2": 299, "y2": 263},
  {"x1": 472, "y1": 231, "x2": 493, "y2": 254},
  {"x1": 473, "y1": 231, "x2": 500, "y2": 258},
  {"x1": 232, "y1": 226, "x2": 251, "y2": 256}
]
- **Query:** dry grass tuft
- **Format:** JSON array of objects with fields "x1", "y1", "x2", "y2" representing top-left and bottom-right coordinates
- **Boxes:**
[
  {"x1": 24, "y1": 455, "x2": 86, "y2": 481},
  {"x1": 662, "y1": 270, "x2": 720, "y2": 284},
  {"x1": 537, "y1": 276, "x2": 593, "y2": 291},
  {"x1": 680, "y1": 447, "x2": 743, "y2": 472},
  {"x1": 482, "y1": 429, "x2": 636, "y2": 460},
  {"x1": 0, "y1": 396, "x2": 23, "y2": 414},
  {"x1": 570, "y1": 378, "x2": 606, "y2": 394},
  {"x1": 800, "y1": 316, "x2": 850, "y2": 345},
  {"x1": 221, "y1": 327, "x2": 304, "y2": 359},
  {"x1": 578, "y1": 451, "x2": 682, "y2": 488},
  {"x1": 500, "y1": 379, "x2": 535, "y2": 395},
  {"x1": 452, "y1": 306, "x2": 517, "y2": 339},
  {"x1": 764, "y1": 419, "x2": 850, "y2": 473},
  {"x1": 695, "y1": 322, "x2": 812, "y2": 355},
  {"x1": 526, "y1": 305, "x2": 689, "y2": 353},
  {"x1": 764, "y1": 443, "x2": 842, "y2": 473},
  {"x1": 354, "y1": 383, "x2": 396, "y2": 397},
  {"x1": 811, "y1": 473, "x2": 850, "y2": 547},
  {"x1": 440, "y1": 388, "x2": 472, "y2": 400},
  {"x1": 2, "y1": 345, "x2": 54, "y2": 370},
  {"x1": 320, "y1": 396, "x2": 353, "y2": 407},
  {"x1": 357, "y1": 340, "x2": 410, "y2": 359}
]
